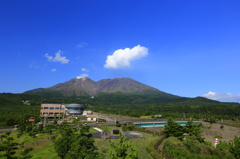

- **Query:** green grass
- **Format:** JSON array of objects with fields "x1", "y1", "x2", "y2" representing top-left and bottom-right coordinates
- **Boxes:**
[
  {"x1": 30, "y1": 141, "x2": 58, "y2": 159},
  {"x1": 146, "y1": 139, "x2": 164, "y2": 159},
  {"x1": 162, "y1": 136, "x2": 234, "y2": 159},
  {"x1": 6, "y1": 130, "x2": 58, "y2": 159},
  {"x1": 98, "y1": 126, "x2": 116, "y2": 132},
  {"x1": 7, "y1": 127, "x2": 162, "y2": 159},
  {"x1": 140, "y1": 116, "x2": 153, "y2": 119},
  {"x1": 94, "y1": 132, "x2": 162, "y2": 159},
  {"x1": 89, "y1": 127, "x2": 99, "y2": 133}
]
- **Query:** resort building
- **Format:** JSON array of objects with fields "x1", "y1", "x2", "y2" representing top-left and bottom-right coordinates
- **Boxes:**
[
  {"x1": 87, "y1": 115, "x2": 97, "y2": 121},
  {"x1": 40, "y1": 101, "x2": 87, "y2": 117},
  {"x1": 65, "y1": 104, "x2": 87, "y2": 115},
  {"x1": 82, "y1": 110, "x2": 93, "y2": 116}
]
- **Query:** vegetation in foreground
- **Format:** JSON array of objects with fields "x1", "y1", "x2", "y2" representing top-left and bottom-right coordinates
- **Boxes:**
[
  {"x1": 1, "y1": 119, "x2": 157, "y2": 159},
  {"x1": 162, "y1": 118, "x2": 240, "y2": 159}
]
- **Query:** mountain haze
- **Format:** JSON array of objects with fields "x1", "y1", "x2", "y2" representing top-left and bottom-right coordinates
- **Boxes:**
[{"x1": 24, "y1": 77, "x2": 169, "y2": 97}]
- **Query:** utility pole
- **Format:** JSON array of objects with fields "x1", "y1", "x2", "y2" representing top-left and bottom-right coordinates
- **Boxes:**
[{"x1": 44, "y1": 114, "x2": 47, "y2": 126}]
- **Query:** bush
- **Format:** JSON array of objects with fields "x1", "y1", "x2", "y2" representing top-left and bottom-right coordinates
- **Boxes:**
[
  {"x1": 163, "y1": 136, "x2": 229, "y2": 159},
  {"x1": 116, "y1": 121, "x2": 121, "y2": 127},
  {"x1": 215, "y1": 135, "x2": 222, "y2": 139}
]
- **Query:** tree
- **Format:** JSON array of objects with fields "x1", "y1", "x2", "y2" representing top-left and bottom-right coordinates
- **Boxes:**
[
  {"x1": 116, "y1": 121, "x2": 121, "y2": 127},
  {"x1": 45, "y1": 124, "x2": 55, "y2": 134},
  {"x1": 19, "y1": 147, "x2": 34, "y2": 159},
  {"x1": 183, "y1": 119, "x2": 204, "y2": 142},
  {"x1": 229, "y1": 136, "x2": 240, "y2": 158},
  {"x1": 54, "y1": 125, "x2": 99, "y2": 159},
  {"x1": 108, "y1": 133, "x2": 138, "y2": 159},
  {"x1": 163, "y1": 118, "x2": 204, "y2": 142},
  {"x1": 38, "y1": 123, "x2": 43, "y2": 133},
  {"x1": 220, "y1": 125, "x2": 224, "y2": 129},
  {"x1": 0, "y1": 135, "x2": 18, "y2": 158},
  {"x1": 54, "y1": 134, "x2": 72, "y2": 159},
  {"x1": 65, "y1": 133, "x2": 99, "y2": 159},
  {"x1": 162, "y1": 118, "x2": 183, "y2": 139}
]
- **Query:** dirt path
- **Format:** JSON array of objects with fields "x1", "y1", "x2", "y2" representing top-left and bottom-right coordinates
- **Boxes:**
[{"x1": 93, "y1": 112, "x2": 139, "y2": 121}]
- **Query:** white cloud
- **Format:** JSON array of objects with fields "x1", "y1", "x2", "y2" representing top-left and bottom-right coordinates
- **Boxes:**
[
  {"x1": 203, "y1": 91, "x2": 240, "y2": 102},
  {"x1": 44, "y1": 54, "x2": 53, "y2": 61},
  {"x1": 81, "y1": 68, "x2": 89, "y2": 72},
  {"x1": 104, "y1": 45, "x2": 148, "y2": 69},
  {"x1": 76, "y1": 73, "x2": 88, "y2": 79},
  {"x1": 77, "y1": 43, "x2": 88, "y2": 48},
  {"x1": 51, "y1": 69, "x2": 56, "y2": 72},
  {"x1": 29, "y1": 62, "x2": 39, "y2": 68},
  {"x1": 44, "y1": 50, "x2": 69, "y2": 64}
]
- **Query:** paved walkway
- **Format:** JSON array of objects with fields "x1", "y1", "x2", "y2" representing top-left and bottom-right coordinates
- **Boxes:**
[
  {"x1": 92, "y1": 127, "x2": 103, "y2": 132},
  {"x1": 92, "y1": 131, "x2": 144, "y2": 139}
]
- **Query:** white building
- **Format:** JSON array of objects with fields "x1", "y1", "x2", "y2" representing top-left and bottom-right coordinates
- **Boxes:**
[{"x1": 87, "y1": 115, "x2": 97, "y2": 121}]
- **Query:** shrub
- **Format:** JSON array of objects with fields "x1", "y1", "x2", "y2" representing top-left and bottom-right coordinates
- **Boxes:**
[{"x1": 215, "y1": 135, "x2": 222, "y2": 139}]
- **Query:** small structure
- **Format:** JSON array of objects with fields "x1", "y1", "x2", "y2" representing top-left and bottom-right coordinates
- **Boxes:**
[
  {"x1": 154, "y1": 115, "x2": 162, "y2": 118},
  {"x1": 22, "y1": 100, "x2": 30, "y2": 105},
  {"x1": 27, "y1": 117, "x2": 35, "y2": 122},
  {"x1": 87, "y1": 115, "x2": 97, "y2": 121},
  {"x1": 82, "y1": 110, "x2": 93, "y2": 116},
  {"x1": 111, "y1": 128, "x2": 120, "y2": 135}
]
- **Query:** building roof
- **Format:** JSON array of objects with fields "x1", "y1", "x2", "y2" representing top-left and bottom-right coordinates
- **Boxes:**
[
  {"x1": 87, "y1": 115, "x2": 97, "y2": 118},
  {"x1": 42, "y1": 100, "x2": 63, "y2": 104}
]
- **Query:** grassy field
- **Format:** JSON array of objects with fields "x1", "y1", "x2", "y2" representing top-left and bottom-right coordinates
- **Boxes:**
[
  {"x1": 5, "y1": 126, "x2": 162, "y2": 159},
  {"x1": 94, "y1": 131, "x2": 163, "y2": 159},
  {"x1": 139, "y1": 116, "x2": 152, "y2": 119},
  {"x1": 98, "y1": 126, "x2": 116, "y2": 132},
  {"x1": 6, "y1": 131, "x2": 58, "y2": 159}
]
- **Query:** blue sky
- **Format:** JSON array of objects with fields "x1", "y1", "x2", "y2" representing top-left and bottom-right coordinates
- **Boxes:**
[{"x1": 1, "y1": 0, "x2": 240, "y2": 102}]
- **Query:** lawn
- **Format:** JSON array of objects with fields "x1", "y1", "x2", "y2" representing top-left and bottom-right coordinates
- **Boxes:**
[
  {"x1": 94, "y1": 131, "x2": 163, "y2": 159},
  {"x1": 8, "y1": 131, "x2": 58, "y2": 159},
  {"x1": 139, "y1": 116, "x2": 153, "y2": 119}
]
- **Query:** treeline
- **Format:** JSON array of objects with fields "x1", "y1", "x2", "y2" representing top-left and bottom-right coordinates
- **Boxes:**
[
  {"x1": 87, "y1": 92, "x2": 240, "y2": 120},
  {"x1": 0, "y1": 93, "x2": 41, "y2": 127},
  {"x1": 0, "y1": 93, "x2": 89, "y2": 127}
]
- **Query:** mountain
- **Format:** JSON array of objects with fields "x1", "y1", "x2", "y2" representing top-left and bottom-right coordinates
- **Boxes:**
[{"x1": 24, "y1": 77, "x2": 171, "y2": 97}]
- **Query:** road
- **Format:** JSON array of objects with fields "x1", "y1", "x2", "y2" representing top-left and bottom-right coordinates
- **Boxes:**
[{"x1": 0, "y1": 128, "x2": 15, "y2": 134}]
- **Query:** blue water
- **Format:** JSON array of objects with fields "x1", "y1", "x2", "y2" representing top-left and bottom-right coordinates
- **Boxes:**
[{"x1": 135, "y1": 122, "x2": 187, "y2": 127}]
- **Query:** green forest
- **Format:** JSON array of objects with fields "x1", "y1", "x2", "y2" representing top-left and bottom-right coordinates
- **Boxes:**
[{"x1": 1, "y1": 92, "x2": 240, "y2": 127}]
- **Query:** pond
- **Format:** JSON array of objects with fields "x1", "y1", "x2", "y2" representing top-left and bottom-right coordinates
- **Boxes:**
[{"x1": 135, "y1": 122, "x2": 188, "y2": 127}]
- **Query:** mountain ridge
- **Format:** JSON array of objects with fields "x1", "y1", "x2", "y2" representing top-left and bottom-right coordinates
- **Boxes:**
[{"x1": 24, "y1": 77, "x2": 171, "y2": 97}]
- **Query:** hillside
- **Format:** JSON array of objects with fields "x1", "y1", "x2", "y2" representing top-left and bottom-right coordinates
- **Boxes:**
[{"x1": 24, "y1": 77, "x2": 170, "y2": 97}]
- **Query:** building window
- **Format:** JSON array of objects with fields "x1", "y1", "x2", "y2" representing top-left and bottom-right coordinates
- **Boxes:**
[
  {"x1": 50, "y1": 107, "x2": 54, "y2": 110},
  {"x1": 44, "y1": 107, "x2": 48, "y2": 109},
  {"x1": 55, "y1": 107, "x2": 60, "y2": 110},
  {"x1": 68, "y1": 107, "x2": 80, "y2": 110}
]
